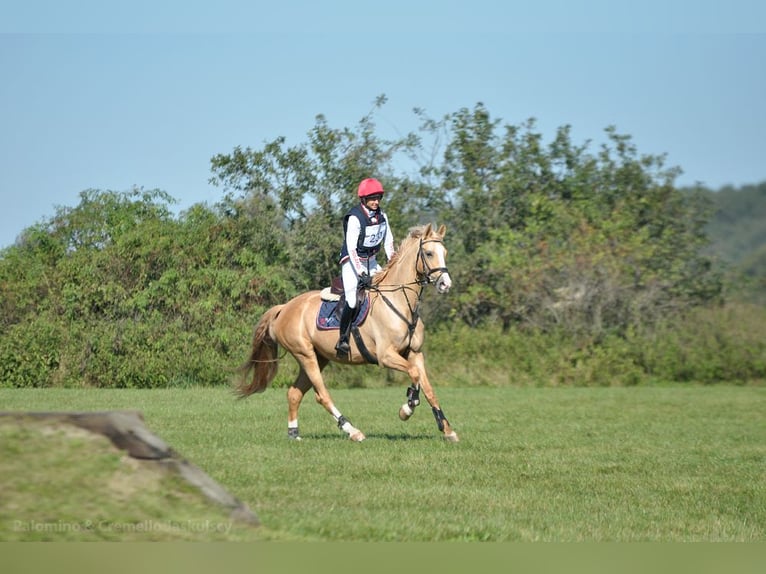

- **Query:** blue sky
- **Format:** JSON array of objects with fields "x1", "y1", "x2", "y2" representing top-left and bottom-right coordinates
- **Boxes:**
[{"x1": 2, "y1": 1, "x2": 765, "y2": 248}]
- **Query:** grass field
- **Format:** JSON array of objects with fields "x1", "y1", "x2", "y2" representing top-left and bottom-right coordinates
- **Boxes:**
[{"x1": 1, "y1": 385, "x2": 764, "y2": 541}]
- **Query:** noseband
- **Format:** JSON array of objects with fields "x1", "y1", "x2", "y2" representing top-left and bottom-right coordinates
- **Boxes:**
[{"x1": 417, "y1": 238, "x2": 449, "y2": 285}]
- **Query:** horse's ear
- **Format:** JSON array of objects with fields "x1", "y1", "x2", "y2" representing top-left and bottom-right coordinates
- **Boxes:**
[
  {"x1": 437, "y1": 224, "x2": 447, "y2": 237},
  {"x1": 424, "y1": 223, "x2": 433, "y2": 236}
]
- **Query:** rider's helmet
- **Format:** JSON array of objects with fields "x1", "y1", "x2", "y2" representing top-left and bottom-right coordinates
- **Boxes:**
[{"x1": 357, "y1": 178, "x2": 385, "y2": 198}]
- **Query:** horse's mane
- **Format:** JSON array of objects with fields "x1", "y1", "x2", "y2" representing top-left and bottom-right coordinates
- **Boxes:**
[{"x1": 372, "y1": 224, "x2": 439, "y2": 286}]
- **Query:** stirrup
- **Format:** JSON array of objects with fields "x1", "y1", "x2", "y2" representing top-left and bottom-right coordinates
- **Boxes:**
[{"x1": 335, "y1": 338, "x2": 351, "y2": 358}]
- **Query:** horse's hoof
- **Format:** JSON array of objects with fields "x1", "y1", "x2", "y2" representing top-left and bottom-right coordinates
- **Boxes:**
[
  {"x1": 399, "y1": 404, "x2": 414, "y2": 421},
  {"x1": 287, "y1": 428, "x2": 302, "y2": 441},
  {"x1": 349, "y1": 431, "x2": 366, "y2": 442},
  {"x1": 443, "y1": 431, "x2": 459, "y2": 442}
]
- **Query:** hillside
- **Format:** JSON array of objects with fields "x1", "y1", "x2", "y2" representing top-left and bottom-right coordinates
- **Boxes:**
[
  {"x1": 702, "y1": 181, "x2": 766, "y2": 264},
  {"x1": 694, "y1": 181, "x2": 766, "y2": 298}
]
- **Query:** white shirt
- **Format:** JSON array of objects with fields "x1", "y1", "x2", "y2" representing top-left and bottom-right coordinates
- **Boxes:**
[{"x1": 344, "y1": 209, "x2": 395, "y2": 276}]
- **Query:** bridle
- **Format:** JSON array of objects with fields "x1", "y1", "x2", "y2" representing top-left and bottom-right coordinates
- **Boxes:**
[{"x1": 416, "y1": 238, "x2": 450, "y2": 287}]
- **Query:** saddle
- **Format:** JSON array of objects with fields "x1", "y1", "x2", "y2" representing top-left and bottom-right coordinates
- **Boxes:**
[
  {"x1": 320, "y1": 276, "x2": 345, "y2": 302},
  {"x1": 316, "y1": 277, "x2": 370, "y2": 331}
]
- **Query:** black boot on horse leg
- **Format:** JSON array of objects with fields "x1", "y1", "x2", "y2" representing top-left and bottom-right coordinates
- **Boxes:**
[
  {"x1": 432, "y1": 407, "x2": 458, "y2": 442},
  {"x1": 399, "y1": 384, "x2": 421, "y2": 421},
  {"x1": 335, "y1": 302, "x2": 355, "y2": 358}
]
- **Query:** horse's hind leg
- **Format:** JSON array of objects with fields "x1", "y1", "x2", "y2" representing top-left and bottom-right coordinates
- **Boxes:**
[
  {"x1": 293, "y1": 352, "x2": 365, "y2": 442},
  {"x1": 286, "y1": 368, "x2": 313, "y2": 440},
  {"x1": 287, "y1": 355, "x2": 331, "y2": 440}
]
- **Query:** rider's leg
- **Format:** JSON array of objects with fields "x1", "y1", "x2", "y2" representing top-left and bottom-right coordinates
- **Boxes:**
[
  {"x1": 335, "y1": 262, "x2": 358, "y2": 357},
  {"x1": 335, "y1": 303, "x2": 355, "y2": 357}
]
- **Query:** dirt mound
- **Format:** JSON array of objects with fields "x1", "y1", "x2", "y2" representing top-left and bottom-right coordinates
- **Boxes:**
[{"x1": 0, "y1": 411, "x2": 258, "y2": 528}]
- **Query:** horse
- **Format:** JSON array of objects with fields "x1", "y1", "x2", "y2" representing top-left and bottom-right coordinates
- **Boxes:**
[{"x1": 234, "y1": 223, "x2": 458, "y2": 442}]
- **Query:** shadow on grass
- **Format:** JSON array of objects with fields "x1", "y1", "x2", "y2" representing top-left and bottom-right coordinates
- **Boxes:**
[{"x1": 295, "y1": 432, "x2": 435, "y2": 441}]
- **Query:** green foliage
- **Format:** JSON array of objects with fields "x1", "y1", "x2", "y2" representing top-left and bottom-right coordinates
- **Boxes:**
[
  {"x1": 208, "y1": 98, "x2": 426, "y2": 289},
  {"x1": 0, "y1": 99, "x2": 762, "y2": 387},
  {"x1": 0, "y1": 188, "x2": 285, "y2": 387},
  {"x1": 630, "y1": 303, "x2": 766, "y2": 384},
  {"x1": 702, "y1": 181, "x2": 766, "y2": 265},
  {"x1": 421, "y1": 304, "x2": 766, "y2": 388},
  {"x1": 424, "y1": 106, "x2": 721, "y2": 335},
  {"x1": 696, "y1": 181, "x2": 766, "y2": 304}
]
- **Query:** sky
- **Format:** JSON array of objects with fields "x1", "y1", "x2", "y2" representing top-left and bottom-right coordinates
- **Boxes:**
[{"x1": 1, "y1": 1, "x2": 765, "y2": 249}]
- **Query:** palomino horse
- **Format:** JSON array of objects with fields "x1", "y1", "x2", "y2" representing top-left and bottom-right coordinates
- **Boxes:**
[{"x1": 235, "y1": 223, "x2": 458, "y2": 442}]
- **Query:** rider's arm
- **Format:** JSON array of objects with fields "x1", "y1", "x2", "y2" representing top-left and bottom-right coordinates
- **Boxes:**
[
  {"x1": 383, "y1": 215, "x2": 395, "y2": 260},
  {"x1": 345, "y1": 215, "x2": 366, "y2": 276}
]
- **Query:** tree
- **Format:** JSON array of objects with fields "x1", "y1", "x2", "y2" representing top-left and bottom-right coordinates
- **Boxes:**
[
  {"x1": 0, "y1": 99, "x2": 731, "y2": 387},
  {"x1": 209, "y1": 96, "x2": 428, "y2": 289},
  {"x1": 424, "y1": 105, "x2": 722, "y2": 334}
]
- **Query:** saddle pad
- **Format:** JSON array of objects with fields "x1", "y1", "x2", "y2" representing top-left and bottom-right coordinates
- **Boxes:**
[{"x1": 316, "y1": 295, "x2": 371, "y2": 331}]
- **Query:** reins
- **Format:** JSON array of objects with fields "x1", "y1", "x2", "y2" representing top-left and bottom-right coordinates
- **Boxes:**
[
  {"x1": 371, "y1": 282, "x2": 423, "y2": 342},
  {"x1": 367, "y1": 237, "x2": 448, "y2": 349}
]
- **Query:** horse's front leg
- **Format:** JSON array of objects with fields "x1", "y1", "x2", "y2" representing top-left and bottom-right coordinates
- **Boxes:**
[
  {"x1": 379, "y1": 349, "x2": 459, "y2": 442},
  {"x1": 409, "y1": 351, "x2": 459, "y2": 442},
  {"x1": 398, "y1": 383, "x2": 421, "y2": 421}
]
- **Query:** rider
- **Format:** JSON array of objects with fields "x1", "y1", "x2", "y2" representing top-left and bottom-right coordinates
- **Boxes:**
[{"x1": 335, "y1": 177, "x2": 396, "y2": 357}]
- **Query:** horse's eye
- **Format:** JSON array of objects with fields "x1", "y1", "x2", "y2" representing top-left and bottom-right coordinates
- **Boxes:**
[{"x1": 425, "y1": 251, "x2": 433, "y2": 258}]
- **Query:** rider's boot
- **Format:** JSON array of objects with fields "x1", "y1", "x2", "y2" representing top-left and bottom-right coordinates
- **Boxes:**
[{"x1": 335, "y1": 303, "x2": 354, "y2": 358}]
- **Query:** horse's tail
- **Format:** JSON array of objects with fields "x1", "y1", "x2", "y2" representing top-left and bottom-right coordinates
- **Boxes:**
[{"x1": 235, "y1": 304, "x2": 284, "y2": 398}]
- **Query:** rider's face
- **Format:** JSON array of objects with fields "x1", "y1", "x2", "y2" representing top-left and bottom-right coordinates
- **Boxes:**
[{"x1": 364, "y1": 194, "x2": 382, "y2": 209}]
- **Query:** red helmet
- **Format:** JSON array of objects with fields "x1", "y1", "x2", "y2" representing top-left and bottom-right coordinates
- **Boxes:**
[{"x1": 357, "y1": 178, "x2": 385, "y2": 198}]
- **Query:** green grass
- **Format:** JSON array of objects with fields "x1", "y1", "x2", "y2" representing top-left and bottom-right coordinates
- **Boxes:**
[
  {"x1": 1, "y1": 385, "x2": 764, "y2": 541},
  {"x1": 0, "y1": 420, "x2": 274, "y2": 541}
]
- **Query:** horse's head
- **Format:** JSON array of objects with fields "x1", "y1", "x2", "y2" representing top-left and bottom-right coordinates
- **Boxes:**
[{"x1": 417, "y1": 223, "x2": 452, "y2": 294}]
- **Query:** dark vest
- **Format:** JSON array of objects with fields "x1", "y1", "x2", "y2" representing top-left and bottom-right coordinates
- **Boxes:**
[{"x1": 338, "y1": 204, "x2": 388, "y2": 263}]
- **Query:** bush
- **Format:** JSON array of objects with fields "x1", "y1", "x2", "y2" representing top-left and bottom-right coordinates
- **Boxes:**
[
  {"x1": 0, "y1": 318, "x2": 66, "y2": 387},
  {"x1": 630, "y1": 303, "x2": 766, "y2": 384},
  {"x1": 419, "y1": 323, "x2": 644, "y2": 387}
]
